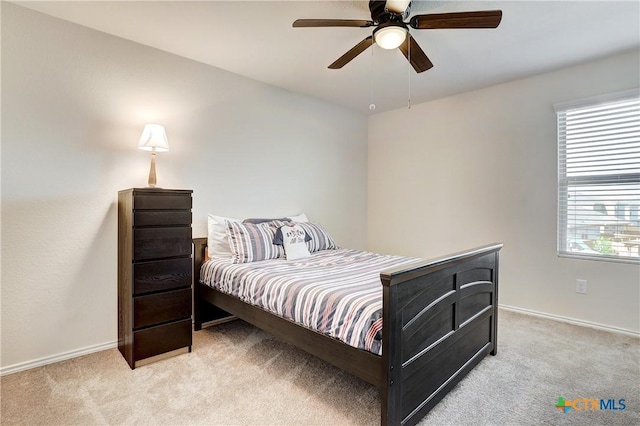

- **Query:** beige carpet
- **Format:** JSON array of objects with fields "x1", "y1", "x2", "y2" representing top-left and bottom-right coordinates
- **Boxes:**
[{"x1": 1, "y1": 310, "x2": 639, "y2": 425}]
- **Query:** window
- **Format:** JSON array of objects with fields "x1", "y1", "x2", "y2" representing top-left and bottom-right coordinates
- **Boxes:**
[{"x1": 556, "y1": 89, "x2": 640, "y2": 263}]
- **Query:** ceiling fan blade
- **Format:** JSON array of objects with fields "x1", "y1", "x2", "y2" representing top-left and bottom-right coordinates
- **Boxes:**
[
  {"x1": 329, "y1": 36, "x2": 375, "y2": 69},
  {"x1": 398, "y1": 35, "x2": 433, "y2": 73},
  {"x1": 409, "y1": 10, "x2": 502, "y2": 30},
  {"x1": 293, "y1": 19, "x2": 374, "y2": 28}
]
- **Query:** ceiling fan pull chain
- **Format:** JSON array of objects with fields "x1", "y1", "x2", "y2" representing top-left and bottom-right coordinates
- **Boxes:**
[
  {"x1": 369, "y1": 39, "x2": 376, "y2": 111},
  {"x1": 407, "y1": 35, "x2": 412, "y2": 109}
]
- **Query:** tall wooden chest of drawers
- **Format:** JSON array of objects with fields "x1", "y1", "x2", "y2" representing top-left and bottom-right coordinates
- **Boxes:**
[{"x1": 117, "y1": 188, "x2": 193, "y2": 369}]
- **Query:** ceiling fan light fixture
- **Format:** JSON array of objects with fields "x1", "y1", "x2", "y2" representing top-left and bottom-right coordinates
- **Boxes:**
[{"x1": 374, "y1": 25, "x2": 407, "y2": 50}]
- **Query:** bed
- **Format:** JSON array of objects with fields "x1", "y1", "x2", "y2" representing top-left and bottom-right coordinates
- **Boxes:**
[{"x1": 193, "y1": 222, "x2": 502, "y2": 426}]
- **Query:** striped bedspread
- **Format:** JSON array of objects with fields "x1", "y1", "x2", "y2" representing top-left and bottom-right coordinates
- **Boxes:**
[{"x1": 200, "y1": 248, "x2": 419, "y2": 355}]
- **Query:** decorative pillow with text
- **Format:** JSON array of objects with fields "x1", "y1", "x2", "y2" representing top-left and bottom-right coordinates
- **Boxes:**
[{"x1": 274, "y1": 223, "x2": 312, "y2": 260}]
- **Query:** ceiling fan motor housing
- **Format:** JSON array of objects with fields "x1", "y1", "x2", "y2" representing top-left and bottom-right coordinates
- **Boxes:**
[{"x1": 369, "y1": 0, "x2": 411, "y2": 23}]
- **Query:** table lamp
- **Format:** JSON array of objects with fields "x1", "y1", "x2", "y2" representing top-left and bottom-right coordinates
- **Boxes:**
[{"x1": 138, "y1": 124, "x2": 169, "y2": 188}]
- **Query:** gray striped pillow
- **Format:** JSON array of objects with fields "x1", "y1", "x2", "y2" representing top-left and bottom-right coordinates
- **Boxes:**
[
  {"x1": 227, "y1": 221, "x2": 284, "y2": 263},
  {"x1": 297, "y1": 222, "x2": 338, "y2": 253}
]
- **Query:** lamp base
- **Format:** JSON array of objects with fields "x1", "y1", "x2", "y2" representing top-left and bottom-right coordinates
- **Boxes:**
[{"x1": 147, "y1": 151, "x2": 157, "y2": 187}]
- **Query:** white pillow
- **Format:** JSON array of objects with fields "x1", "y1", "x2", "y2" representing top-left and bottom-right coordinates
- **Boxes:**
[
  {"x1": 207, "y1": 214, "x2": 240, "y2": 258},
  {"x1": 287, "y1": 213, "x2": 309, "y2": 222}
]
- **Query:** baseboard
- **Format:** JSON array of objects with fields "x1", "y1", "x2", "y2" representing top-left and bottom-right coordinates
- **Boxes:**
[
  {"x1": 3, "y1": 307, "x2": 637, "y2": 376},
  {"x1": 0, "y1": 340, "x2": 117, "y2": 376},
  {"x1": 3, "y1": 319, "x2": 206, "y2": 375},
  {"x1": 499, "y1": 304, "x2": 640, "y2": 338}
]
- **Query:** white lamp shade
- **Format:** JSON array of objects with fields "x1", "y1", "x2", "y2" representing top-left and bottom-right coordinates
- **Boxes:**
[
  {"x1": 374, "y1": 25, "x2": 407, "y2": 50},
  {"x1": 138, "y1": 124, "x2": 169, "y2": 152}
]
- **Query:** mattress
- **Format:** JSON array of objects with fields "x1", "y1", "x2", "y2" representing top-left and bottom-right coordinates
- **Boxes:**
[{"x1": 200, "y1": 248, "x2": 419, "y2": 355}]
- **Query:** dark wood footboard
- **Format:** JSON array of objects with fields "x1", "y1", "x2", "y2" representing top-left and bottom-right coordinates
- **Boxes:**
[
  {"x1": 193, "y1": 237, "x2": 502, "y2": 426},
  {"x1": 381, "y1": 243, "x2": 502, "y2": 426}
]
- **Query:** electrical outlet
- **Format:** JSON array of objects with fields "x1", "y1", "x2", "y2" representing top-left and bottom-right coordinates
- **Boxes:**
[{"x1": 576, "y1": 279, "x2": 587, "y2": 294}]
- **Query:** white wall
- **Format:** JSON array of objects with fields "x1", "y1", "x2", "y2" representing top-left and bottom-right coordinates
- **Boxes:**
[
  {"x1": 368, "y1": 50, "x2": 640, "y2": 334},
  {"x1": 0, "y1": 4, "x2": 368, "y2": 371}
]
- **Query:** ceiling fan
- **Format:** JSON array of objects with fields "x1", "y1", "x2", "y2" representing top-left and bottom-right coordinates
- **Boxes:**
[{"x1": 293, "y1": 0, "x2": 502, "y2": 73}]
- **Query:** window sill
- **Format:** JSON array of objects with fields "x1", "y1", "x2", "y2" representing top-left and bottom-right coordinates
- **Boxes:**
[{"x1": 558, "y1": 252, "x2": 640, "y2": 265}]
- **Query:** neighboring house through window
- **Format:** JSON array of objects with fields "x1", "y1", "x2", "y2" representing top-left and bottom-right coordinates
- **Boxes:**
[{"x1": 556, "y1": 88, "x2": 640, "y2": 263}]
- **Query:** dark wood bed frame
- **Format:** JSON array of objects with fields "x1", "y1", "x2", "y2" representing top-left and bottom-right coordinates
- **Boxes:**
[{"x1": 193, "y1": 237, "x2": 502, "y2": 426}]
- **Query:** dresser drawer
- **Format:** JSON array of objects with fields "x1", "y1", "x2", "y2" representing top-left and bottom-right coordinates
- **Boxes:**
[
  {"x1": 133, "y1": 319, "x2": 192, "y2": 361},
  {"x1": 134, "y1": 258, "x2": 192, "y2": 295},
  {"x1": 134, "y1": 288, "x2": 191, "y2": 329},
  {"x1": 133, "y1": 227, "x2": 192, "y2": 261},
  {"x1": 134, "y1": 210, "x2": 191, "y2": 227},
  {"x1": 134, "y1": 194, "x2": 192, "y2": 210}
]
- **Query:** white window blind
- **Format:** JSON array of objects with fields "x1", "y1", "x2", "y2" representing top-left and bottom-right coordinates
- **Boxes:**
[{"x1": 556, "y1": 89, "x2": 640, "y2": 263}]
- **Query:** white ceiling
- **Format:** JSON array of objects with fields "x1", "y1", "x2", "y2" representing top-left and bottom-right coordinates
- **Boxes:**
[{"x1": 14, "y1": 1, "x2": 640, "y2": 114}]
